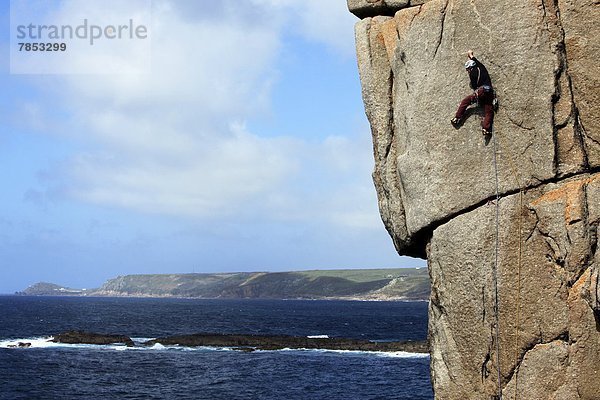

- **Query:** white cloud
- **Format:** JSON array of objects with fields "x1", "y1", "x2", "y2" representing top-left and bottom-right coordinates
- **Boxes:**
[
  {"x1": 322, "y1": 134, "x2": 372, "y2": 172},
  {"x1": 290, "y1": 0, "x2": 357, "y2": 56},
  {"x1": 61, "y1": 1, "x2": 280, "y2": 121},
  {"x1": 251, "y1": 0, "x2": 357, "y2": 55},
  {"x1": 37, "y1": 1, "x2": 290, "y2": 217},
  {"x1": 30, "y1": 1, "x2": 373, "y2": 228},
  {"x1": 67, "y1": 123, "x2": 300, "y2": 218}
]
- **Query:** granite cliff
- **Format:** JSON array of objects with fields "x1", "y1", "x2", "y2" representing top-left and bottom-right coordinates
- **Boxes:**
[{"x1": 348, "y1": 0, "x2": 599, "y2": 399}]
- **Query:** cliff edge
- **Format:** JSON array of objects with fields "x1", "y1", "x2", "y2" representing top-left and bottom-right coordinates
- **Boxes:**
[{"x1": 349, "y1": 0, "x2": 599, "y2": 398}]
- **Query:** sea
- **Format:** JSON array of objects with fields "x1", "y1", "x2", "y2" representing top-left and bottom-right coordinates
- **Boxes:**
[{"x1": 0, "y1": 296, "x2": 433, "y2": 400}]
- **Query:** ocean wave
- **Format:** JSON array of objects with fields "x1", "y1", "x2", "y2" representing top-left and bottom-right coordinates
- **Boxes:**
[
  {"x1": 266, "y1": 347, "x2": 429, "y2": 358},
  {"x1": 0, "y1": 337, "x2": 56, "y2": 349},
  {"x1": 0, "y1": 337, "x2": 241, "y2": 352},
  {"x1": 0, "y1": 337, "x2": 131, "y2": 351},
  {"x1": 375, "y1": 351, "x2": 430, "y2": 359},
  {"x1": 7, "y1": 339, "x2": 137, "y2": 351}
]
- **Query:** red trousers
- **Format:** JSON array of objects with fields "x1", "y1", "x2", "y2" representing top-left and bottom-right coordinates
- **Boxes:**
[{"x1": 455, "y1": 86, "x2": 494, "y2": 131}]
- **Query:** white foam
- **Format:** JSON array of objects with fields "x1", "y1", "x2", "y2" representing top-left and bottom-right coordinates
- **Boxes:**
[
  {"x1": 149, "y1": 343, "x2": 166, "y2": 350},
  {"x1": 132, "y1": 337, "x2": 155, "y2": 343},
  {"x1": 0, "y1": 337, "x2": 55, "y2": 349},
  {"x1": 307, "y1": 335, "x2": 329, "y2": 339},
  {"x1": 375, "y1": 351, "x2": 429, "y2": 359},
  {"x1": 260, "y1": 347, "x2": 429, "y2": 358},
  {"x1": 0, "y1": 337, "x2": 129, "y2": 351}
]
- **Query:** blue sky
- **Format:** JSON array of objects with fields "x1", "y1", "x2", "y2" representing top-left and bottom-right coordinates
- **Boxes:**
[{"x1": 0, "y1": 0, "x2": 423, "y2": 293}]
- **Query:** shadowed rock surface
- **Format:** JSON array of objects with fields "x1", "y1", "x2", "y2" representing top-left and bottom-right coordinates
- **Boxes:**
[{"x1": 349, "y1": 0, "x2": 600, "y2": 398}]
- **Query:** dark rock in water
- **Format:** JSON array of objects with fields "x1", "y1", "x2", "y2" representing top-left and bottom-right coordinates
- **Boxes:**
[
  {"x1": 7, "y1": 342, "x2": 32, "y2": 349},
  {"x1": 143, "y1": 333, "x2": 428, "y2": 353},
  {"x1": 51, "y1": 330, "x2": 134, "y2": 347}
]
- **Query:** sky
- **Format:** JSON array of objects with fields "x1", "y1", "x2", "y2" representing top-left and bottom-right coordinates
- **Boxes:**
[{"x1": 0, "y1": 0, "x2": 423, "y2": 293}]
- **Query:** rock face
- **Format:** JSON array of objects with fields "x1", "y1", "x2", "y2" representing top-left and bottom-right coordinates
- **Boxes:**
[{"x1": 349, "y1": 0, "x2": 600, "y2": 398}]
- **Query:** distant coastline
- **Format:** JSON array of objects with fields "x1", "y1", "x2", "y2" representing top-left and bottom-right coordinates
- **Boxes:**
[{"x1": 16, "y1": 268, "x2": 431, "y2": 301}]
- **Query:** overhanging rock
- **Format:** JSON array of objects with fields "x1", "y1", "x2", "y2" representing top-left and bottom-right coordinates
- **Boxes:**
[{"x1": 347, "y1": 0, "x2": 433, "y2": 19}]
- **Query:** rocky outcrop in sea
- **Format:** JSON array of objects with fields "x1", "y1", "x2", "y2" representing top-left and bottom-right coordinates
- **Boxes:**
[
  {"x1": 51, "y1": 331, "x2": 135, "y2": 347},
  {"x1": 348, "y1": 0, "x2": 599, "y2": 398},
  {"x1": 49, "y1": 331, "x2": 428, "y2": 353}
]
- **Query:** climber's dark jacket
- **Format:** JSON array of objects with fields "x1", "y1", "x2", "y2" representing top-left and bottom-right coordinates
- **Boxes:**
[
  {"x1": 468, "y1": 57, "x2": 493, "y2": 91},
  {"x1": 455, "y1": 56, "x2": 495, "y2": 132}
]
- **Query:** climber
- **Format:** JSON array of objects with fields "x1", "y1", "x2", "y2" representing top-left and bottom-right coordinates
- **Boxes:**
[{"x1": 451, "y1": 50, "x2": 494, "y2": 135}]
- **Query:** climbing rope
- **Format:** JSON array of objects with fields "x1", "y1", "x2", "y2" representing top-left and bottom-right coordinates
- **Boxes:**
[
  {"x1": 497, "y1": 136, "x2": 525, "y2": 400},
  {"x1": 514, "y1": 190, "x2": 523, "y2": 400},
  {"x1": 492, "y1": 131, "x2": 502, "y2": 400},
  {"x1": 491, "y1": 132, "x2": 526, "y2": 400}
]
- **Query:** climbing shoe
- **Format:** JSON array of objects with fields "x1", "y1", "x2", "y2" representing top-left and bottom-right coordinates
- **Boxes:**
[{"x1": 450, "y1": 117, "x2": 461, "y2": 126}]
